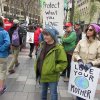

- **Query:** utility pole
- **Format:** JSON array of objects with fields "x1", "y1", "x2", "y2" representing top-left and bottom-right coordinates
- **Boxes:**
[{"x1": 70, "y1": 0, "x2": 74, "y2": 24}]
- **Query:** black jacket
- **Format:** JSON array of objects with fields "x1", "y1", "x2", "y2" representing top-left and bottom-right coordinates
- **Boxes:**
[{"x1": 75, "y1": 28, "x2": 82, "y2": 44}]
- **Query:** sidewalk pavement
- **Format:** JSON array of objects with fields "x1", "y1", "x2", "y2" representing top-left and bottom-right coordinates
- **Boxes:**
[{"x1": 0, "y1": 46, "x2": 100, "y2": 100}]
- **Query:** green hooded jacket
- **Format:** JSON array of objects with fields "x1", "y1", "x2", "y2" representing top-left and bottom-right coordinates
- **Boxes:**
[
  {"x1": 62, "y1": 31, "x2": 77, "y2": 53},
  {"x1": 34, "y1": 43, "x2": 67, "y2": 83}
]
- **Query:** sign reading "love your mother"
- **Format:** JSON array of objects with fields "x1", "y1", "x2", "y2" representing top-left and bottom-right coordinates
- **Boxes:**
[{"x1": 68, "y1": 61, "x2": 100, "y2": 100}]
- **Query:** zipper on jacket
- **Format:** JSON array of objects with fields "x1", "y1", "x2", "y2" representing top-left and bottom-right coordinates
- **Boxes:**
[{"x1": 86, "y1": 42, "x2": 91, "y2": 63}]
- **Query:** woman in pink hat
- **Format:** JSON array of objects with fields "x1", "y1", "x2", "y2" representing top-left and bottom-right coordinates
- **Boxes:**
[{"x1": 72, "y1": 23, "x2": 100, "y2": 100}]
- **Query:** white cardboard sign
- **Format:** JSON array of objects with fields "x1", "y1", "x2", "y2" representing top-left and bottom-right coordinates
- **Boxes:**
[
  {"x1": 26, "y1": 32, "x2": 34, "y2": 43},
  {"x1": 42, "y1": 0, "x2": 64, "y2": 35},
  {"x1": 68, "y1": 61, "x2": 100, "y2": 100}
]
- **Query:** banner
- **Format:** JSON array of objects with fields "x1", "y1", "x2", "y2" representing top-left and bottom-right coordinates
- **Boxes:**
[
  {"x1": 68, "y1": 61, "x2": 100, "y2": 100},
  {"x1": 26, "y1": 32, "x2": 34, "y2": 43},
  {"x1": 42, "y1": 0, "x2": 64, "y2": 35},
  {"x1": 67, "y1": 0, "x2": 72, "y2": 9}
]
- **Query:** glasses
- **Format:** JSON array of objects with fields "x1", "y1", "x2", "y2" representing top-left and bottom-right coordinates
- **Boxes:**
[
  {"x1": 64, "y1": 26, "x2": 69, "y2": 29},
  {"x1": 87, "y1": 29, "x2": 94, "y2": 32}
]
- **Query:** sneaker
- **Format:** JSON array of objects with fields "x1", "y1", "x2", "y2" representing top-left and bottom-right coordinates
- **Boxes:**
[
  {"x1": 0, "y1": 86, "x2": 7, "y2": 95},
  {"x1": 9, "y1": 70, "x2": 15, "y2": 74},
  {"x1": 63, "y1": 77, "x2": 69, "y2": 82},
  {"x1": 15, "y1": 63, "x2": 20, "y2": 67}
]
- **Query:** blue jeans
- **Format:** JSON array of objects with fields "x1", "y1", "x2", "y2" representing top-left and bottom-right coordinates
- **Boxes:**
[
  {"x1": 40, "y1": 82, "x2": 58, "y2": 100},
  {"x1": 76, "y1": 96, "x2": 85, "y2": 100}
]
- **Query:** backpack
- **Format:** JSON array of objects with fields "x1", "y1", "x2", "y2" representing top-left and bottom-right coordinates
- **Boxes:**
[{"x1": 12, "y1": 28, "x2": 20, "y2": 46}]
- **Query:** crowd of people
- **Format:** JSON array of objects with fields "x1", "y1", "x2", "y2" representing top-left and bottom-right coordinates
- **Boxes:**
[
  {"x1": 0, "y1": 17, "x2": 42, "y2": 94},
  {"x1": 34, "y1": 22, "x2": 100, "y2": 100},
  {"x1": 0, "y1": 16, "x2": 100, "y2": 100}
]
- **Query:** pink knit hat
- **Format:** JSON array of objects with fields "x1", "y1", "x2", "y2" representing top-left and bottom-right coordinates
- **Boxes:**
[{"x1": 90, "y1": 24, "x2": 100, "y2": 33}]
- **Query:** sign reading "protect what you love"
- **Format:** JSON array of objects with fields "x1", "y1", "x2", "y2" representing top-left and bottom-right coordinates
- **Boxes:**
[
  {"x1": 42, "y1": 0, "x2": 64, "y2": 35},
  {"x1": 68, "y1": 61, "x2": 100, "y2": 100}
]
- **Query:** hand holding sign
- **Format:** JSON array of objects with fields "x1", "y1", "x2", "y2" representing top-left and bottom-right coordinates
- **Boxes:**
[
  {"x1": 68, "y1": 61, "x2": 100, "y2": 100},
  {"x1": 84, "y1": 62, "x2": 93, "y2": 72},
  {"x1": 78, "y1": 59, "x2": 84, "y2": 70}
]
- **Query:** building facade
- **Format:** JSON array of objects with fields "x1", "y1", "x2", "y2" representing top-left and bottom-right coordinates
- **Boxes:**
[
  {"x1": 0, "y1": 0, "x2": 41, "y2": 23},
  {"x1": 75, "y1": 0, "x2": 100, "y2": 24},
  {"x1": 0, "y1": 0, "x2": 3, "y2": 16}
]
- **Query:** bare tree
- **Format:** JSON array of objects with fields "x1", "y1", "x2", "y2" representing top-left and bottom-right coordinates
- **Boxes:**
[
  {"x1": 5, "y1": 0, "x2": 39, "y2": 22},
  {"x1": 74, "y1": 6, "x2": 80, "y2": 22},
  {"x1": 21, "y1": 0, "x2": 34, "y2": 20},
  {"x1": 9, "y1": 0, "x2": 18, "y2": 18}
]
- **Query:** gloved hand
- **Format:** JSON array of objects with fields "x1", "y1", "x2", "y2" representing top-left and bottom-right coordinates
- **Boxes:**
[
  {"x1": 78, "y1": 59, "x2": 84, "y2": 70},
  {"x1": 84, "y1": 62, "x2": 93, "y2": 71}
]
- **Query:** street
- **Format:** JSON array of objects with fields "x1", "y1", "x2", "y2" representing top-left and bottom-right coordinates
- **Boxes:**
[
  {"x1": 0, "y1": 44, "x2": 99, "y2": 100},
  {"x1": 0, "y1": 0, "x2": 100, "y2": 100}
]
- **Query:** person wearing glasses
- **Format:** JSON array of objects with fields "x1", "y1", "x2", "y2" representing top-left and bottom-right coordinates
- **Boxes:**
[{"x1": 72, "y1": 24, "x2": 100, "y2": 100}]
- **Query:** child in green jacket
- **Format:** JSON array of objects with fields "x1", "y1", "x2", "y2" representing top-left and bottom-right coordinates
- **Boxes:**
[{"x1": 35, "y1": 26, "x2": 67, "y2": 100}]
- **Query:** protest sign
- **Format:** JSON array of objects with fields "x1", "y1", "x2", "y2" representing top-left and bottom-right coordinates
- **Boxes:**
[
  {"x1": 42, "y1": 0, "x2": 64, "y2": 35},
  {"x1": 68, "y1": 61, "x2": 100, "y2": 100},
  {"x1": 26, "y1": 32, "x2": 34, "y2": 43}
]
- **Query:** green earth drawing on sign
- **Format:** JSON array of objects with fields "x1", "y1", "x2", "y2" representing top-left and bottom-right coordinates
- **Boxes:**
[{"x1": 75, "y1": 76, "x2": 89, "y2": 89}]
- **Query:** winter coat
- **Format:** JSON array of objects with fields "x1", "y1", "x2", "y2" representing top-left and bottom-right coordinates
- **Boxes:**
[
  {"x1": 34, "y1": 28, "x2": 41, "y2": 46},
  {"x1": 0, "y1": 27, "x2": 10, "y2": 58},
  {"x1": 34, "y1": 43, "x2": 67, "y2": 82},
  {"x1": 75, "y1": 28, "x2": 82, "y2": 44},
  {"x1": 4, "y1": 21, "x2": 13, "y2": 32},
  {"x1": 61, "y1": 31, "x2": 77, "y2": 53},
  {"x1": 72, "y1": 38, "x2": 100, "y2": 67}
]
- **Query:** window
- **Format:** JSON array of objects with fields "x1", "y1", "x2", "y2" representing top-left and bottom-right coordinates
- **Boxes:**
[
  {"x1": 21, "y1": 11, "x2": 24, "y2": 15},
  {"x1": 16, "y1": 10, "x2": 20, "y2": 15},
  {"x1": 78, "y1": 4, "x2": 80, "y2": 7},
  {"x1": 10, "y1": 8, "x2": 14, "y2": 13},
  {"x1": 82, "y1": 2, "x2": 84, "y2": 5},
  {"x1": 29, "y1": 14, "x2": 31, "y2": 17},
  {"x1": 5, "y1": 0, "x2": 9, "y2": 2},
  {"x1": 4, "y1": 6, "x2": 9, "y2": 12},
  {"x1": 80, "y1": 3, "x2": 83, "y2": 6}
]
